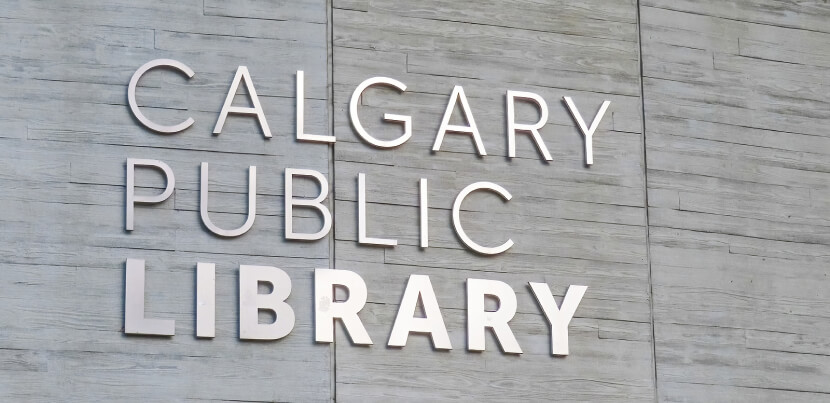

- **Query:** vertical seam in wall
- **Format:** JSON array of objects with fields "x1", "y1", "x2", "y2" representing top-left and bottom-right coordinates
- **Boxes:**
[
  {"x1": 635, "y1": 1, "x2": 659, "y2": 402},
  {"x1": 326, "y1": 0, "x2": 337, "y2": 401}
]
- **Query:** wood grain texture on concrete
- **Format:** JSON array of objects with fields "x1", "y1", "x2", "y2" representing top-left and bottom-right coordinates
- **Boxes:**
[
  {"x1": 0, "y1": 0, "x2": 333, "y2": 401},
  {"x1": 331, "y1": 0, "x2": 652, "y2": 401},
  {"x1": 1, "y1": 0, "x2": 828, "y2": 401},
  {"x1": 641, "y1": 2, "x2": 830, "y2": 401}
]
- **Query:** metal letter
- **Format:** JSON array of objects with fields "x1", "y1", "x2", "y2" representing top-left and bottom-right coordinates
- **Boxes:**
[
  {"x1": 467, "y1": 278, "x2": 522, "y2": 354},
  {"x1": 196, "y1": 263, "x2": 216, "y2": 338},
  {"x1": 124, "y1": 258, "x2": 175, "y2": 336},
  {"x1": 358, "y1": 173, "x2": 397, "y2": 246},
  {"x1": 529, "y1": 283, "x2": 587, "y2": 356},
  {"x1": 420, "y1": 178, "x2": 428, "y2": 248},
  {"x1": 296, "y1": 70, "x2": 335, "y2": 143},
  {"x1": 200, "y1": 162, "x2": 257, "y2": 237},
  {"x1": 239, "y1": 265, "x2": 295, "y2": 340},
  {"x1": 128, "y1": 59, "x2": 195, "y2": 133},
  {"x1": 452, "y1": 182, "x2": 514, "y2": 255},
  {"x1": 507, "y1": 90, "x2": 552, "y2": 161},
  {"x1": 349, "y1": 77, "x2": 412, "y2": 148},
  {"x1": 314, "y1": 269, "x2": 373, "y2": 345},
  {"x1": 432, "y1": 85, "x2": 486, "y2": 156},
  {"x1": 285, "y1": 168, "x2": 332, "y2": 240},
  {"x1": 388, "y1": 275, "x2": 452, "y2": 350},
  {"x1": 126, "y1": 158, "x2": 175, "y2": 231},
  {"x1": 563, "y1": 96, "x2": 611, "y2": 166},
  {"x1": 214, "y1": 66, "x2": 272, "y2": 138}
]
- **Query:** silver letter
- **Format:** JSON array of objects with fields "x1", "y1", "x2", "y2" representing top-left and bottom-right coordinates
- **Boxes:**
[
  {"x1": 420, "y1": 178, "x2": 428, "y2": 248},
  {"x1": 432, "y1": 85, "x2": 486, "y2": 156},
  {"x1": 214, "y1": 66, "x2": 272, "y2": 138},
  {"x1": 200, "y1": 162, "x2": 256, "y2": 237},
  {"x1": 126, "y1": 158, "x2": 175, "y2": 231},
  {"x1": 196, "y1": 262, "x2": 216, "y2": 338},
  {"x1": 467, "y1": 278, "x2": 522, "y2": 354},
  {"x1": 358, "y1": 173, "x2": 396, "y2": 246},
  {"x1": 239, "y1": 265, "x2": 295, "y2": 340},
  {"x1": 388, "y1": 275, "x2": 451, "y2": 350},
  {"x1": 296, "y1": 70, "x2": 335, "y2": 143},
  {"x1": 314, "y1": 269, "x2": 373, "y2": 345},
  {"x1": 507, "y1": 90, "x2": 551, "y2": 161},
  {"x1": 349, "y1": 77, "x2": 412, "y2": 148},
  {"x1": 452, "y1": 182, "x2": 513, "y2": 255},
  {"x1": 563, "y1": 96, "x2": 610, "y2": 166},
  {"x1": 529, "y1": 283, "x2": 587, "y2": 356},
  {"x1": 128, "y1": 59, "x2": 195, "y2": 133},
  {"x1": 124, "y1": 258, "x2": 175, "y2": 336},
  {"x1": 285, "y1": 168, "x2": 332, "y2": 240}
]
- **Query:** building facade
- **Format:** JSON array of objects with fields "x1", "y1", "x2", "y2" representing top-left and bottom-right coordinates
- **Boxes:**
[{"x1": 1, "y1": 0, "x2": 829, "y2": 401}]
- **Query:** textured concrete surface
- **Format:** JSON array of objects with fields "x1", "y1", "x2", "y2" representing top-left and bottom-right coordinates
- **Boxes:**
[{"x1": 0, "y1": 0, "x2": 827, "y2": 401}]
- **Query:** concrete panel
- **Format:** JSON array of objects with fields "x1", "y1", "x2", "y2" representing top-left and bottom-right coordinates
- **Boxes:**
[
  {"x1": 0, "y1": 0, "x2": 332, "y2": 401},
  {"x1": 641, "y1": 3, "x2": 830, "y2": 401},
  {"x1": 331, "y1": 0, "x2": 651, "y2": 400}
]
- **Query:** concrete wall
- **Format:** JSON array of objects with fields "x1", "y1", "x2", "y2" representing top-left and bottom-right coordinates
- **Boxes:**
[{"x1": 0, "y1": 0, "x2": 827, "y2": 401}]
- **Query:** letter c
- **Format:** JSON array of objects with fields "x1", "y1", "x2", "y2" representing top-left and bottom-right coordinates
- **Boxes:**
[
  {"x1": 128, "y1": 59, "x2": 195, "y2": 133},
  {"x1": 452, "y1": 182, "x2": 514, "y2": 255}
]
